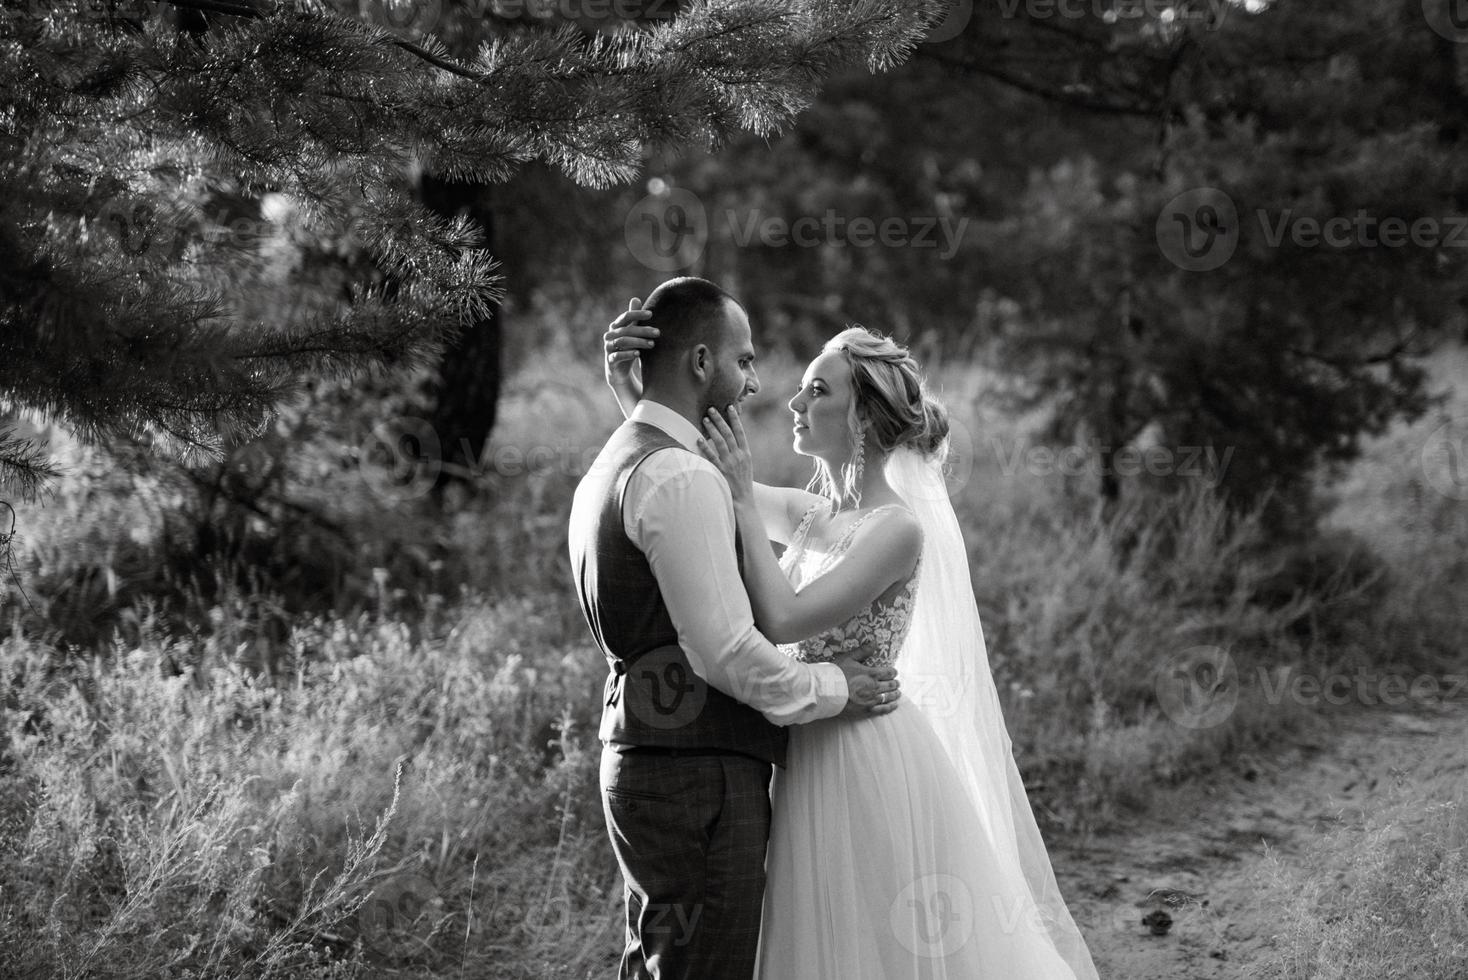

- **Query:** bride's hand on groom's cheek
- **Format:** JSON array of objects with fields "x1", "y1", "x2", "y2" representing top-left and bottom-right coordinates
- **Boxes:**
[
  {"x1": 835, "y1": 658, "x2": 901, "y2": 718},
  {"x1": 697, "y1": 406, "x2": 754, "y2": 500}
]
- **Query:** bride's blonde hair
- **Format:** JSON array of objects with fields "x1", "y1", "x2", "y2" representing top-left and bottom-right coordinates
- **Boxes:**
[{"x1": 808, "y1": 326, "x2": 950, "y2": 507}]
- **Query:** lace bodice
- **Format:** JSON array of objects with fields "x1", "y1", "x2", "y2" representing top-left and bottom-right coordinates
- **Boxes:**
[{"x1": 777, "y1": 502, "x2": 920, "y2": 666}]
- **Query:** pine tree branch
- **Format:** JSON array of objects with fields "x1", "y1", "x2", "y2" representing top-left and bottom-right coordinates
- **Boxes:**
[
  {"x1": 0, "y1": 426, "x2": 61, "y2": 503},
  {"x1": 160, "y1": 0, "x2": 534, "y2": 83},
  {"x1": 1283, "y1": 333, "x2": 1420, "y2": 374},
  {"x1": 919, "y1": 48, "x2": 1162, "y2": 118},
  {"x1": 1, "y1": 0, "x2": 944, "y2": 493},
  {"x1": 164, "y1": 0, "x2": 267, "y2": 17}
]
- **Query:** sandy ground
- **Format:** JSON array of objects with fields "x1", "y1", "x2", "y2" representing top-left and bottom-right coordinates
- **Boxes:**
[{"x1": 1049, "y1": 701, "x2": 1468, "y2": 980}]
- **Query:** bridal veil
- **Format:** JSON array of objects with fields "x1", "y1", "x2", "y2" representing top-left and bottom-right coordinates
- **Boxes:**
[{"x1": 886, "y1": 444, "x2": 1100, "y2": 980}]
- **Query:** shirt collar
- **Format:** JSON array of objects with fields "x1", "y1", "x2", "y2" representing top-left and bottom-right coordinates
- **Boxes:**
[{"x1": 630, "y1": 399, "x2": 703, "y2": 452}]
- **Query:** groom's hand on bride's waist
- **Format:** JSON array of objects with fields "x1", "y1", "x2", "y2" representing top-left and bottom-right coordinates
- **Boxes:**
[{"x1": 835, "y1": 658, "x2": 901, "y2": 718}]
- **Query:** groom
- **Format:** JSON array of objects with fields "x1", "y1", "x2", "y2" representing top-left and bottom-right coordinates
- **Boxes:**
[{"x1": 568, "y1": 276, "x2": 900, "y2": 980}]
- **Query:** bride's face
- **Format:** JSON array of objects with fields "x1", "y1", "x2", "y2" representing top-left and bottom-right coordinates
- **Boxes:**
[{"x1": 788, "y1": 350, "x2": 857, "y2": 460}]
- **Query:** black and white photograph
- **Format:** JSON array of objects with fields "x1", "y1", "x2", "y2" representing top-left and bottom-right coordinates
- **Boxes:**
[{"x1": 2, "y1": 1, "x2": 1466, "y2": 977}]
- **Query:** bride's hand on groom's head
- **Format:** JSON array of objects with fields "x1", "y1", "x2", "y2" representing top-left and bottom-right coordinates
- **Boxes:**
[
  {"x1": 697, "y1": 406, "x2": 755, "y2": 501},
  {"x1": 604, "y1": 298, "x2": 658, "y2": 391},
  {"x1": 835, "y1": 657, "x2": 901, "y2": 718}
]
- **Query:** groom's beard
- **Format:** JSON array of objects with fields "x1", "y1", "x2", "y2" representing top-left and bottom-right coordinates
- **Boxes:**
[{"x1": 701, "y1": 380, "x2": 747, "y2": 419}]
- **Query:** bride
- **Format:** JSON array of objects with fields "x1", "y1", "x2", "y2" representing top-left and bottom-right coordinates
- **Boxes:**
[{"x1": 605, "y1": 316, "x2": 1099, "y2": 980}]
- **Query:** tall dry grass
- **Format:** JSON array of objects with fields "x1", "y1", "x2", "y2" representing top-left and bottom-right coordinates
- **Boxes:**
[
  {"x1": 0, "y1": 600, "x2": 620, "y2": 979},
  {"x1": 1253, "y1": 757, "x2": 1468, "y2": 979},
  {"x1": 1244, "y1": 343, "x2": 1468, "y2": 979},
  {"x1": 1320, "y1": 343, "x2": 1468, "y2": 672}
]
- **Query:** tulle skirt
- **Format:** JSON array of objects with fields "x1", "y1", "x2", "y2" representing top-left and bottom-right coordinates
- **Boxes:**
[{"x1": 756, "y1": 700, "x2": 1082, "y2": 980}]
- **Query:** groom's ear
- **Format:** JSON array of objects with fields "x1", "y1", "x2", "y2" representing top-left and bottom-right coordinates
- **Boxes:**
[{"x1": 689, "y1": 343, "x2": 711, "y2": 382}]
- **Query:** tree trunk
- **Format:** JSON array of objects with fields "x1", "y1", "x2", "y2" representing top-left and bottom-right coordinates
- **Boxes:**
[{"x1": 418, "y1": 175, "x2": 501, "y2": 495}]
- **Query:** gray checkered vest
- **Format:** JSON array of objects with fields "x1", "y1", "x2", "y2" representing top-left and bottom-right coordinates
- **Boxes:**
[{"x1": 569, "y1": 420, "x2": 788, "y2": 767}]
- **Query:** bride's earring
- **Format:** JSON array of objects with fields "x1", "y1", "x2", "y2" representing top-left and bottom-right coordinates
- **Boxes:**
[{"x1": 842, "y1": 423, "x2": 866, "y2": 509}]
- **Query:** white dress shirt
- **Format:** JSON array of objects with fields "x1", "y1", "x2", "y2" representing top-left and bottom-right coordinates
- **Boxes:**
[{"x1": 622, "y1": 399, "x2": 849, "y2": 726}]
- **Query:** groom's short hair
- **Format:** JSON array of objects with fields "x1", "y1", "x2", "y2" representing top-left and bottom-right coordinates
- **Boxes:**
[{"x1": 639, "y1": 277, "x2": 743, "y2": 386}]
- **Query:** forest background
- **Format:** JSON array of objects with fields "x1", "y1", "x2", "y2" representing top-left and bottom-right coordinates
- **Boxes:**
[{"x1": 2, "y1": 1, "x2": 1466, "y2": 976}]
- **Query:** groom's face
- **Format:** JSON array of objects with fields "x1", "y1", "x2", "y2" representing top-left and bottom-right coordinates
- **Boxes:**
[{"x1": 700, "y1": 300, "x2": 760, "y2": 414}]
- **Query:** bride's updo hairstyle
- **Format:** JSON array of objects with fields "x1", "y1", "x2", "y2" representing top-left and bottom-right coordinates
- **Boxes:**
[{"x1": 825, "y1": 326, "x2": 950, "y2": 460}]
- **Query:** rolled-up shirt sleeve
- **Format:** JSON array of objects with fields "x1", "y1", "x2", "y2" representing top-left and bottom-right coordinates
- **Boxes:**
[{"x1": 627, "y1": 451, "x2": 848, "y2": 726}]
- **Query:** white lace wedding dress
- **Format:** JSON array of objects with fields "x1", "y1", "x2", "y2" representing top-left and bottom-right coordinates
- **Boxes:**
[{"x1": 755, "y1": 501, "x2": 1096, "y2": 980}]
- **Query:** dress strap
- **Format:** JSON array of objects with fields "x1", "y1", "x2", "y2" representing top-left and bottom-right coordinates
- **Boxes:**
[
  {"x1": 827, "y1": 502, "x2": 904, "y2": 555},
  {"x1": 791, "y1": 502, "x2": 821, "y2": 547},
  {"x1": 781, "y1": 502, "x2": 823, "y2": 576}
]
